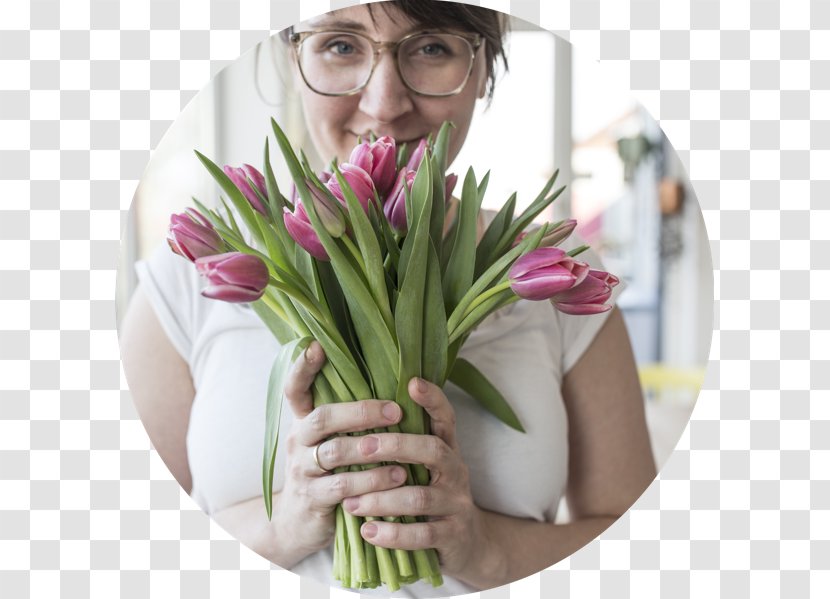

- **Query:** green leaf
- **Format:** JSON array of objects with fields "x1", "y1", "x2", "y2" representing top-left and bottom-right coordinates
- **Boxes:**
[
  {"x1": 474, "y1": 192, "x2": 516, "y2": 278},
  {"x1": 422, "y1": 240, "x2": 447, "y2": 385},
  {"x1": 442, "y1": 167, "x2": 482, "y2": 314},
  {"x1": 398, "y1": 155, "x2": 433, "y2": 289},
  {"x1": 332, "y1": 165, "x2": 394, "y2": 333},
  {"x1": 448, "y1": 357, "x2": 525, "y2": 432},
  {"x1": 272, "y1": 118, "x2": 399, "y2": 401},
  {"x1": 446, "y1": 223, "x2": 549, "y2": 335},
  {"x1": 492, "y1": 170, "x2": 563, "y2": 259},
  {"x1": 431, "y1": 121, "x2": 454, "y2": 174},
  {"x1": 263, "y1": 336, "x2": 312, "y2": 520},
  {"x1": 251, "y1": 299, "x2": 296, "y2": 345},
  {"x1": 394, "y1": 162, "x2": 433, "y2": 436},
  {"x1": 194, "y1": 150, "x2": 264, "y2": 246}
]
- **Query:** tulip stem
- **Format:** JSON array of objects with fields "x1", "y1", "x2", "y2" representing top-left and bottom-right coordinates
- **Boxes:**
[
  {"x1": 461, "y1": 280, "x2": 512, "y2": 321},
  {"x1": 448, "y1": 292, "x2": 519, "y2": 344},
  {"x1": 268, "y1": 276, "x2": 328, "y2": 324},
  {"x1": 341, "y1": 236, "x2": 367, "y2": 274}
]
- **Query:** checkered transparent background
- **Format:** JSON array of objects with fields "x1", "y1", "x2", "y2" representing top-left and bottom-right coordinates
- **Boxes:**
[{"x1": 0, "y1": 0, "x2": 826, "y2": 596}]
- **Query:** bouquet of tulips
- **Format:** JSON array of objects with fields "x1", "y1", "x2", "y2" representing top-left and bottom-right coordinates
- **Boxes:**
[{"x1": 166, "y1": 120, "x2": 618, "y2": 591}]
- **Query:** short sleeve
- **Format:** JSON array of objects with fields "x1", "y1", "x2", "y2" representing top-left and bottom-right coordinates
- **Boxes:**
[
  {"x1": 134, "y1": 243, "x2": 203, "y2": 361},
  {"x1": 555, "y1": 238, "x2": 627, "y2": 374}
]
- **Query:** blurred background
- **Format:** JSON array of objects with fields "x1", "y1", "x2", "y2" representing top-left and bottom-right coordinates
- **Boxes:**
[{"x1": 119, "y1": 17, "x2": 713, "y2": 472}]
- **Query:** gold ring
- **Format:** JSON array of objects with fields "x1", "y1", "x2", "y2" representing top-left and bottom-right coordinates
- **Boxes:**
[{"x1": 313, "y1": 442, "x2": 332, "y2": 475}]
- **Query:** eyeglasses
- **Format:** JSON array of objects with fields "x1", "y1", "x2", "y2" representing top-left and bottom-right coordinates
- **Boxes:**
[{"x1": 289, "y1": 29, "x2": 483, "y2": 97}]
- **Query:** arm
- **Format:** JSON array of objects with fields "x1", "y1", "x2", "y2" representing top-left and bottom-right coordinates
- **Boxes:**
[
  {"x1": 342, "y1": 307, "x2": 657, "y2": 590},
  {"x1": 119, "y1": 286, "x2": 195, "y2": 494},
  {"x1": 464, "y1": 307, "x2": 657, "y2": 587}
]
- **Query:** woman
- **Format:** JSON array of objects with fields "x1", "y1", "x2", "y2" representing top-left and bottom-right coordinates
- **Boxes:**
[{"x1": 119, "y1": 1, "x2": 656, "y2": 595}]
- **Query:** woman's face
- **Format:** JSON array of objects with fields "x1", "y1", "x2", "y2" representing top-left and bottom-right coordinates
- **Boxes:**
[{"x1": 289, "y1": 5, "x2": 488, "y2": 167}]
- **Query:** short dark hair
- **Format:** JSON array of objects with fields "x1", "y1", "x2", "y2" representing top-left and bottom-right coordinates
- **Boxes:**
[{"x1": 280, "y1": 0, "x2": 509, "y2": 101}]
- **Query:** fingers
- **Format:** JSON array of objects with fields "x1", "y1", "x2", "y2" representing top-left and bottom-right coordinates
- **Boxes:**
[
  {"x1": 408, "y1": 378, "x2": 458, "y2": 450},
  {"x1": 359, "y1": 519, "x2": 445, "y2": 552},
  {"x1": 315, "y1": 432, "x2": 453, "y2": 473},
  {"x1": 284, "y1": 341, "x2": 326, "y2": 419},
  {"x1": 306, "y1": 465, "x2": 408, "y2": 509},
  {"x1": 296, "y1": 400, "x2": 402, "y2": 447},
  {"x1": 342, "y1": 485, "x2": 455, "y2": 518}
]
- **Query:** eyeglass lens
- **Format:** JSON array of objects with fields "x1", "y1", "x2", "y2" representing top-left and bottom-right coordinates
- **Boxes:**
[{"x1": 298, "y1": 32, "x2": 474, "y2": 96}]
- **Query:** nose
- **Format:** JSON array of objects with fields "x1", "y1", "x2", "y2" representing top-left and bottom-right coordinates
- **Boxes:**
[{"x1": 357, "y1": 50, "x2": 415, "y2": 124}]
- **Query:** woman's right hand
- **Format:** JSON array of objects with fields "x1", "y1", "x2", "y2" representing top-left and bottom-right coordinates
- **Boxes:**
[{"x1": 272, "y1": 340, "x2": 408, "y2": 566}]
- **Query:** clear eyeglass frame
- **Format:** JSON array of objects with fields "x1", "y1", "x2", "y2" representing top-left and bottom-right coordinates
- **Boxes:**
[{"x1": 289, "y1": 29, "x2": 484, "y2": 98}]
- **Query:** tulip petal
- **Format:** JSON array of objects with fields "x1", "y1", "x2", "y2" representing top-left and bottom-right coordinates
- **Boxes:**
[
  {"x1": 554, "y1": 301, "x2": 612, "y2": 315},
  {"x1": 508, "y1": 247, "x2": 569, "y2": 280},
  {"x1": 202, "y1": 284, "x2": 265, "y2": 303}
]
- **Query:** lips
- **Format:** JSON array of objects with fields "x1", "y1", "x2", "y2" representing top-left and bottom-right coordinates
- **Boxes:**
[{"x1": 350, "y1": 130, "x2": 424, "y2": 145}]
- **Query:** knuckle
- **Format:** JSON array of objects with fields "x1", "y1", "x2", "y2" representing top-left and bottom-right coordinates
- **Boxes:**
[
  {"x1": 386, "y1": 434, "x2": 403, "y2": 454},
  {"x1": 412, "y1": 486, "x2": 431, "y2": 512},
  {"x1": 288, "y1": 461, "x2": 304, "y2": 482},
  {"x1": 322, "y1": 438, "x2": 343, "y2": 465},
  {"x1": 445, "y1": 408, "x2": 457, "y2": 430},
  {"x1": 385, "y1": 524, "x2": 400, "y2": 544},
  {"x1": 430, "y1": 436, "x2": 450, "y2": 461},
  {"x1": 420, "y1": 523, "x2": 437, "y2": 547},
  {"x1": 329, "y1": 474, "x2": 349, "y2": 498},
  {"x1": 355, "y1": 401, "x2": 372, "y2": 428},
  {"x1": 285, "y1": 431, "x2": 299, "y2": 452},
  {"x1": 308, "y1": 406, "x2": 329, "y2": 435}
]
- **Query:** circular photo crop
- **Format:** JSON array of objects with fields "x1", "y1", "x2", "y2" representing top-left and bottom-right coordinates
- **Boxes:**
[{"x1": 117, "y1": 2, "x2": 713, "y2": 596}]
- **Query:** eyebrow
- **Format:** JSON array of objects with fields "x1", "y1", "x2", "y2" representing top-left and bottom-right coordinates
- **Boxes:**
[{"x1": 304, "y1": 17, "x2": 369, "y2": 32}]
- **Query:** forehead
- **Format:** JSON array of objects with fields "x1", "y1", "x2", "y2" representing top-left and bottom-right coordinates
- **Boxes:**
[{"x1": 298, "y1": 5, "x2": 422, "y2": 36}]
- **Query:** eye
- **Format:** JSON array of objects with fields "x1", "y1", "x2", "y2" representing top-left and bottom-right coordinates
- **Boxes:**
[
  {"x1": 326, "y1": 39, "x2": 357, "y2": 55},
  {"x1": 420, "y1": 42, "x2": 448, "y2": 57}
]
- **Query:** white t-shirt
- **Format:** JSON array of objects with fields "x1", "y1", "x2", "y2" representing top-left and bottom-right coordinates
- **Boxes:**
[{"x1": 135, "y1": 216, "x2": 621, "y2": 597}]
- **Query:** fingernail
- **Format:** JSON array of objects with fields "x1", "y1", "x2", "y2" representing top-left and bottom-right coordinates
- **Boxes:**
[
  {"x1": 416, "y1": 377, "x2": 427, "y2": 393},
  {"x1": 360, "y1": 436, "x2": 379, "y2": 455},
  {"x1": 304, "y1": 344, "x2": 316, "y2": 364},
  {"x1": 391, "y1": 467, "x2": 406, "y2": 483},
  {"x1": 382, "y1": 402, "x2": 400, "y2": 422},
  {"x1": 343, "y1": 497, "x2": 358, "y2": 511},
  {"x1": 362, "y1": 523, "x2": 377, "y2": 539}
]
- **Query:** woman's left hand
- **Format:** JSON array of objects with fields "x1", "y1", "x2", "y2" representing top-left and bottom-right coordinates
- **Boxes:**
[{"x1": 340, "y1": 377, "x2": 498, "y2": 580}]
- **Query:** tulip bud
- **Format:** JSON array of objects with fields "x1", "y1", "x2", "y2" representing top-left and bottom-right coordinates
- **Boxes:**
[
  {"x1": 444, "y1": 173, "x2": 458, "y2": 204},
  {"x1": 195, "y1": 252, "x2": 269, "y2": 303},
  {"x1": 405, "y1": 138, "x2": 428, "y2": 172},
  {"x1": 306, "y1": 183, "x2": 346, "y2": 237},
  {"x1": 349, "y1": 136, "x2": 397, "y2": 197},
  {"x1": 508, "y1": 247, "x2": 590, "y2": 301},
  {"x1": 167, "y1": 209, "x2": 223, "y2": 262},
  {"x1": 512, "y1": 219, "x2": 577, "y2": 249},
  {"x1": 551, "y1": 268, "x2": 619, "y2": 315},
  {"x1": 384, "y1": 169, "x2": 416, "y2": 234},
  {"x1": 223, "y1": 164, "x2": 268, "y2": 216},
  {"x1": 326, "y1": 163, "x2": 377, "y2": 214},
  {"x1": 283, "y1": 202, "x2": 330, "y2": 261}
]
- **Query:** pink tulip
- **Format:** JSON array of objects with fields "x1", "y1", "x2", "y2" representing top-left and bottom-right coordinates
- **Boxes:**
[
  {"x1": 283, "y1": 200, "x2": 330, "y2": 261},
  {"x1": 444, "y1": 172, "x2": 458, "y2": 203},
  {"x1": 512, "y1": 219, "x2": 577, "y2": 249},
  {"x1": 289, "y1": 171, "x2": 331, "y2": 208},
  {"x1": 406, "y1": 138, "x2": 428, "y2": 172},
  {"x1": 349, "y1": 136, "x2": 397, "y2": 197},
  {"x1": 384, "y1": 169, "x2": 416, "y2": 233},
  {"x1": 508, "y1": 247, "x2": 590, "y2": 301},
  {"x1": 223, "y1": 164, "x2": 268, "y2": 215},
  {"x1": 167, "y1": 209, "x2": 223, "y2": 262},
  {"x1": 326, "y1": 163, "x2": 376, "y2": 213},
  {"x1": 195, "y1": 252, "x2": 269, "y2": 303},
  {"x1": 551, "y1": 269, "x2": 620, "y2": 315}
]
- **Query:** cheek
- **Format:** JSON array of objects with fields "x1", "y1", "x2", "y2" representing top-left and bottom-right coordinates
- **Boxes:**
[{"x1": 300, "y1": 95, "x2": 355, "y2": 162}]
